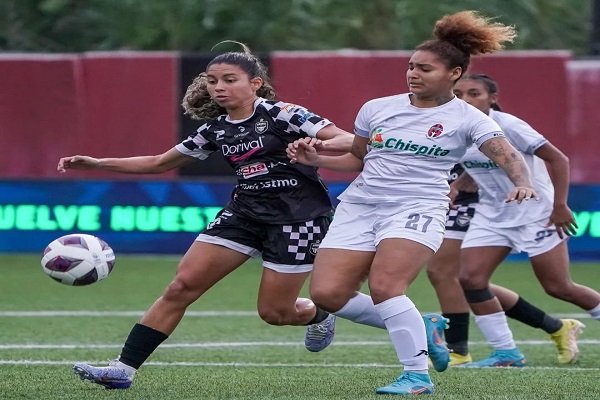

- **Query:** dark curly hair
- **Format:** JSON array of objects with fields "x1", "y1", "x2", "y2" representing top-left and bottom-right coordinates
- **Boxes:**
[{"x1": 182, "y1": 41, "x2": 276, "y2": 120}]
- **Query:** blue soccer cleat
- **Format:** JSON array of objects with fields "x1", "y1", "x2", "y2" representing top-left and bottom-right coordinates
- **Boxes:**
[
  {"x1": 459, "y1": 348, "x2": 526, "y2": 368},
  {"x1": 376, "y1": 371, "x2": 434, "y2": 395},
  {"x1": 73, "y1": 361, "x2": 133, "y2": 389},
  {"x1": 422, "y1": 313, "x2": 450, "y2": 372},
  {"x1": 305, "y1": 314, "x2": 336, "y2": 352}
]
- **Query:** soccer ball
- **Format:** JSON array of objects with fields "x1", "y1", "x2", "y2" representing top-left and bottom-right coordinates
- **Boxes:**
[{"x1": 41, "y1": 234, "x2": 116, "y2": 286}]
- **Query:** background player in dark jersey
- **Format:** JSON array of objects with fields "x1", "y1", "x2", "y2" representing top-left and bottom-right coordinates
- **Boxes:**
[
  {"x1": 57, "y1": 42, "x2": 353, "y2": 390},
  {"x1": 427, "y1": 162, "x2": 583, "y2": 366}
]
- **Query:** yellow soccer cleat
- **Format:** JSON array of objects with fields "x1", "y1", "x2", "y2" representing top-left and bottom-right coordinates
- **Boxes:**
[
  {"x1": 549, "y1": 319, "x2": 585, "y2": 364},
  {"x1": 449, "y1": 351, "x2": 472, "y2": 366}
]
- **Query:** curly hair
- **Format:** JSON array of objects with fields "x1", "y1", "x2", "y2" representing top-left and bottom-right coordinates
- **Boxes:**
[
  {"x1": 416, "y1": 11, "x2": 517, "y2": 81},
  {"x1": 182, "y1": 41, "x2": 276, "y2": 121}
]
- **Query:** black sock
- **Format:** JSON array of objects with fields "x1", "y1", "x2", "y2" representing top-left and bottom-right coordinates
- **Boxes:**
[
  {"x1": 504, "y1": 297, "x2": 563, "y2": 334},
  {"x1": 306, "y1": 307, "x2": 329, "y2": 325},
  {"x1": 442, "y1": 312, "x2": 470, "y2": 356},
  {"x1": 118, "y1": 323, "x2": 169, "y2": 369}
]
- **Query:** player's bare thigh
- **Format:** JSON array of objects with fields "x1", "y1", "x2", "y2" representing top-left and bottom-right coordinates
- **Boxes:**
[{"x1": 309, "y1": 248, "x2": 374, "y2": 312}]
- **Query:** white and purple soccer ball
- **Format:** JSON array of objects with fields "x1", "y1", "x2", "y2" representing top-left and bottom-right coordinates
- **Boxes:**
[{"x1": 41, "y1": 234, "x2": 116, "y2": 286}]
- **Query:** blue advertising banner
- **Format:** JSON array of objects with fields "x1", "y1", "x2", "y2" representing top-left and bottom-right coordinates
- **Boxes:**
[{"x1": 0, "y1": 180, "x2": 598, "y2": 259}]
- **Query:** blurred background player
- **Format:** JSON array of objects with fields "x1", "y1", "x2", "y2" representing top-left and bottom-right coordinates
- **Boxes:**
[
  {"x1": 428, "y1": 161, "x2": 585, "y2": 365},
  {"x1": 451, "y1": 73, "x2": 599, "y2": 368},
  {"x1": 287, "y1": 11, "x2": 537, "y2": 395},
  {"x1": 57, "y1": 43, "x2": 353, "y2": 389}
]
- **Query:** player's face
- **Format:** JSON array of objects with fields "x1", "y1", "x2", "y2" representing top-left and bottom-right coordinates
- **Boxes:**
[
  {"x1": 406, "y1": 50, "x2": 461, "y2": 100},
  {"x1": 206, "y1": 63, "x2": 263, "y2": 109},
  {"x1": 453, "y1": 79, "x2": 496, "y2": 114}
]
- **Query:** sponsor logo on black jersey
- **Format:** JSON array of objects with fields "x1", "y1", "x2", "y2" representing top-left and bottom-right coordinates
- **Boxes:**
[
  {"x1": 214, "y1": 130, "x2": 225, "y2": 140},
  {"x1": 238, "y1": 162, "x2": 269, "y2": 179},
  {"x1": 222, "y1": 137, "x2": 265, "y2": 162}
]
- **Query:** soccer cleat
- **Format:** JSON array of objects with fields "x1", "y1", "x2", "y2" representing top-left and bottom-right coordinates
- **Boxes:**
[
  {"x1": 459, "y1": 348, "x2": 526, "y2": 368},
  {"x1": 376, "y1": 371, "x2": 434, "y2": 395},
  {"x1": 422, "y1": 313, "x2": 450, "y2": 372},
  {"x1": 73, "y1": 361, "x2": 133, "y2": 389},
  {"x1": 549, "y1": 318, "x2": 585, "y2": 364},
  {"x1": 449, "y1": 351, "x2": 473, "y2": 366},
  {"x1": 305, "y1": 314, "x2": 336, "y2": 352}
]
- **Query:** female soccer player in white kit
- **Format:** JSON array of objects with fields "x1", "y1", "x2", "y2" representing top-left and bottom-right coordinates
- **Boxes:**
[
  {"x1": 452, "y1": 75, "x2": 600, "y2": 368},
  {"x1": 287, "y1": 10, "x2": 538, "y2": 396}
]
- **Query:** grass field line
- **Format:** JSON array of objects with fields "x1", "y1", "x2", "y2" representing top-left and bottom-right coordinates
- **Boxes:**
[
  {"x1": 0, "y1": 311, "x2": 594, "y2": 318},
  {"x1": 2, "y1": 339, "x2": 600, "y2": 350},
  {"x1": 1, "y1": 359, "x2": 599, "y2": 371}
]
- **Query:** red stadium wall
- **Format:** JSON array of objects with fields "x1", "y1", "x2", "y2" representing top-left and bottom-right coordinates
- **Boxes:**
[
  {"x1": 270, "y1": 50, "x2": 572, "y2": 181},
  {"x1": 0, "y1": 52, "x2": 178, "y2": 179},
  {"x1": 566, "y1": 60, "x2": 600, "y2": 183},
  {"x1": 1, "y1": 51, "x2": 599, "y2": 182}
]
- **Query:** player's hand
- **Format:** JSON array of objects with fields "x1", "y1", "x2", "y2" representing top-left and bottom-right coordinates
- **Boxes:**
[
  {"x1": 448, "y1": 186, "x2": 459, "y2": 209},
  {"x1": 504, "y1": 186, "x2": 540, "y2": 204},
  {"x1": 286, "y1": 138, "x2": 321, "y2": 166},
  {"x1": 546, "y1": 204, "x2": 578, "y2": 238},
  {"x1": 57, "y1": 155, "x2": 100, "y2": 173}
]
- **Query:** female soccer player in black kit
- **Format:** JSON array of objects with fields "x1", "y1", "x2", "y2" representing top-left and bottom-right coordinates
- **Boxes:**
[{"x1": 57, "y1": 42, "x2": 353, "y2": 389}]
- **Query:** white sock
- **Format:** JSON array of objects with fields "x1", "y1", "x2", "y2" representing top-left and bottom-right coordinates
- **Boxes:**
[
  {"x1": 335, "y1": 292, "x2": 386, "y2": 329},
  {"x1": 374, "y1": 295, "x2": 429, "y2": 373},
  {"x1": 113, "y1": 359, "x2": 137, "y2": 377},
  {"x1": 474, "y1": 312, "x2": 516, "y2": 350},
  {"x1": 586, "y1": 303, "x2": 600, "y2": 320}
]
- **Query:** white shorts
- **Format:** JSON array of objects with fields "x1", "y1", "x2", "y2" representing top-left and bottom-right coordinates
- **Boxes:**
[
  {"x1": 321, "y1": 201, "x2": 447, "y2": 252},
  {"x1": 462, "y1": 215, "x2": 565, "y2": 257}
]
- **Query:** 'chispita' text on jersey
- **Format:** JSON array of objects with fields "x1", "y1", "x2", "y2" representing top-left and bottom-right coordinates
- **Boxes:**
[
  {"x1": 176, "y1": 98, "x2": 334, "y2": 224},
  {"x1": 338, "y1": 94, "x2": 504, "y2": 205},
  {"x1": 460, "y1": 109, "x2": 552, "y2": 227}
]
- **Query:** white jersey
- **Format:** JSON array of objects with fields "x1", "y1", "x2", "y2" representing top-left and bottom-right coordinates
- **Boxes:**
[
  {"x1": 460, "y1": 109, "x2": 552, "y2": 227},
  {"x1": 339, "y1": 93, "x2": 504, "y2": 205}
]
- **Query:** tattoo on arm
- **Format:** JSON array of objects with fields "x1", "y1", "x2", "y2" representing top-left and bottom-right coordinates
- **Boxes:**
[{"x1": 482, "y1": 138, "x2": 533, "y2": 187}]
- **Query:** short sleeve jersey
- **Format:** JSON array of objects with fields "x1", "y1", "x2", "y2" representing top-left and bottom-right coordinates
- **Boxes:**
[
  {"x1": 176, "y1": 98, "x2": 334, "y2": 224},
  {"x1": 460, "y1": 109, "x2": 552, "y2": 227},
  {"x1": 338, "y1": 94, "x2": 504, "y2": 205}
]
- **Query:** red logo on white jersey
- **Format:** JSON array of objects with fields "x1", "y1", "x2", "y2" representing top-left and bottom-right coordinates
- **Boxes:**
[{"x1": 427, "y1": 124, "x2": 444, "y2": 138}]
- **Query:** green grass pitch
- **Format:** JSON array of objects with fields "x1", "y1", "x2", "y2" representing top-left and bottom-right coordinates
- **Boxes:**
[{"x1": 1, "y1": 254, "x2": 599, "y2": 399}]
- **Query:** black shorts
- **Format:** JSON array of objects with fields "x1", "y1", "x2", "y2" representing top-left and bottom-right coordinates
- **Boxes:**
[
  {"x1": 445, "y1": 202, "x2": 477, "y2": 237},
  {"x1": 197, "y1": 209, "x2": 331, "y2": 273}
]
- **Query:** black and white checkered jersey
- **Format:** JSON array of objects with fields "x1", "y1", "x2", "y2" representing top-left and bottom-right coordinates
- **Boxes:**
[
  {"x1": 176, "y1": 97, "x2": 335, "y2": 224},
  {"x1": 450, "y1": 164, "x2": 479, "y2": 205}
]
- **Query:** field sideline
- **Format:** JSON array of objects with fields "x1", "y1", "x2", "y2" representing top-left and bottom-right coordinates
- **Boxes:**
[{"x1": 1, "y1": 254, "x2": 599, "y2": 399}]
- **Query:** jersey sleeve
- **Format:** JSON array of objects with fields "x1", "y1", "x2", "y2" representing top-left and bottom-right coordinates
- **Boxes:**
[
  {"x1": 354, "y1": 101, "x2": 373, "y2": 138},
  {"x1": 175, "y1": 123, "x2": 219, "y2": 160},
  {"x1": 465, "y1": 108, "x2": 505, "y2": 148},
  {"x1": 266, "y1": 101, "x2": 333, "y2": 138},
  {"x1": 499, "y1": 115, "x2": 548, "y2": 155}
]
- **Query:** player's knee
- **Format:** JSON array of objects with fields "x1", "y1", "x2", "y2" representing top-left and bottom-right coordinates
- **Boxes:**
[
  {"x1": 463, "y1": 287, "x2": 495, "y2": 303},
  {"x1": 542, "y1": 281, "x2": 572, "y2": 300},
  {"x1": 458, "y1": 270, "x2": 488, "y2": 290},
  {"x1": 426, "y1": 266, "x2": 452, "y2": 286},
  {"x1": 162, "y1": 277, "x2": 200, "y2": 306},
  {"x1": 310, "y1": 286, "x2": 349, "y2": 313},
  {"x1": 257, "y1": 306, "x2": 292, "y2": 325}
]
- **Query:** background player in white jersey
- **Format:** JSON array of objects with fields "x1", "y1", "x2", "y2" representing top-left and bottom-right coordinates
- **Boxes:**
[
  {"x1": 287, "y1": 11, "x2": 537, "y2": 396},
  {"x1": 429, "y1": 162, "x2": 584, "y2": 366},
  {"x1": 57, "y1": 42, "x2": 355, "y2": 390},
  {"x1": 451, "y1": 74, "x2": 600, "y2": 368}
]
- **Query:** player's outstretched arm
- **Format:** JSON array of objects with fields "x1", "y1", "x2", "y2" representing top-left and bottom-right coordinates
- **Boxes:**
[
  {"x1": 478, "y1": 137, "x2": 539, "y2": 204},
  {"x1": 57, "y1": 148, "x2": 195, "y2": 175}
]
